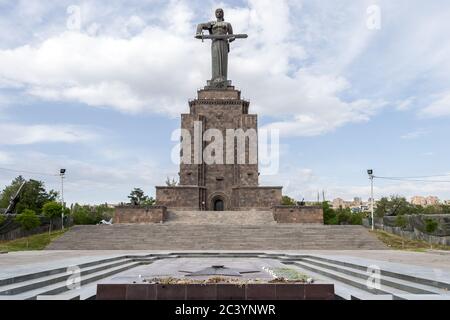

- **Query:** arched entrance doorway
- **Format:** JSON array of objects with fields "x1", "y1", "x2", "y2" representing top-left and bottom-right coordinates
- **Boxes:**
[
  {"x1": 213, "y1": 198, "x2": 224, "y2": 211},
  {"x1": 209, "y1": 193, "x2": 228, "y2": 211}
]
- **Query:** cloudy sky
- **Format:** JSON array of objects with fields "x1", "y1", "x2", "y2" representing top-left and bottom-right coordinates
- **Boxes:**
[{"x1": 0, "y1": 0, "x2": 449, "y2": 205}]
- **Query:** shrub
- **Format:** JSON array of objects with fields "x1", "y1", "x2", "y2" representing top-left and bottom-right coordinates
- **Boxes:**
[
  {"x1": 323, "y1": 202, "x2": 338, "y2": 225},
  {"x1": 42, "y1": 201, "x2": 63, "y2": 231},
  {"x1": 282, "y1": 196, "x2": 296, "y2": 206},
  {"x1": 349, "y1": 213, "x2": 364, "y2": 225},
  {"x1": 395, "y1": 215, "x2": 408, "y2": 229},
  {"x1": 337, "y1": 210, "x2": 351, "y2": 225},
  {"x1": 15, "y1": 209, "x2": 41, "y2": 247},
  {"x1": 0, "y1": 214, "x2": 5, "y2": 226},
  {"x1": 424, "y1": 218, "x2": 438, "y2": 234},
  {"x1": 72, "y1": 204, "x2": 114, "y2": 225},
  {"x1": 15, "y1": 209, "x2": 41, "y2": 231}
]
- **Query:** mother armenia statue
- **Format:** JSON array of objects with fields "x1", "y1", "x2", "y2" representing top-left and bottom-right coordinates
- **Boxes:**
[{"x1": 196, "y1": 8, "x2": 247, "y2": 88}]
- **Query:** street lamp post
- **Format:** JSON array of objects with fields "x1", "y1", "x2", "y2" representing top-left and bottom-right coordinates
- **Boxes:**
[
  {"x1": 60, "y1": 169, "x2": 66, "y2": 230},
  {"x1": 367, "y1": 169, "x2": 374, "y2": 231}
]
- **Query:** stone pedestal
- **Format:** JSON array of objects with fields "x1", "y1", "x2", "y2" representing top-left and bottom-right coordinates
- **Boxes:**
[{"x1": 156, "y1": 85, "x2": 282, "y2": 210}]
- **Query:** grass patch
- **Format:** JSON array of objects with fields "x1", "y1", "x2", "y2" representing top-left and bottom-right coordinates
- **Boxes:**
[
  {"x1": 0, "y1": 229, "x2": 68, "y2": 252},
  {"x1": 372, "y1": 230, "x2": 450, "y2": 251}
]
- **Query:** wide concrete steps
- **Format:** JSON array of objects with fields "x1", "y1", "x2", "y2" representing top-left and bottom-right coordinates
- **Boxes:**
[
  {"x1": 46, "y1": 224, "x2": 387, "y2": 250},
  {"x1": 0, "y1": 256, "x2": 147, "y2": 300},
  {"x1": 2, "y1": 253, "x2": 449, "y2": 300},
  {"x1": 282, "y1": 255, "x2": 450, "y2": 300},
  {"x1": 166, "y1": 210, "x2": 277, "y2": 225}
]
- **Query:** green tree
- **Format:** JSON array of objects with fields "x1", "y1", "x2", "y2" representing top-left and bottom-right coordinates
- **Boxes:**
[
  {"x1": 349, "y1": 213, "x2": 364, "y2": 225},
  {"x1": 282, "y1": 196, "x2": 296, "y2": 206},
  {"x1": 337, "y1": 208, "x2": 352, "y2": 225},
  {"x1": 0, "y1": 176, "x2": 58, "y2": 214},
  {"x1": 423, "y1": 205, "x2": 442, "y2": 215},
  {"x1": 322, "y1": 201, "x2": 338, "y2": 225},
  {"x1": 128, "y1": 188, "x2": 146, "y2": 205},
  {"x1": 375, "y1": 197, "x2": 389, "y2": 218},
  {"x1": 141, "y1": 197, "x2": 156, "y2": 206},
  {"x1": 15, "y1": 209, "x2": 41, "y2": 248},
  {"x1": 128, "y1": 188, "x2": 155, "y2": 206},
  {"x1": 0, "y1": 214, "x2": 5, "y2": 226},
  {"x1": 0, "y1": 176, "x2": 26, "y2": 209},
  {"x1": 72, "y1": 204, "x2": 115, "y2": 225},
  {"x1": 72, "y1": 204, "x2": 91, "y2": 225},
  {"x1": 375, "y1": 195, "x2": 413, "y2": 217},
  {"x1": 442, "y1": 205, "x2": 450, "y2": 214},
  {"x1": 42, "y1": 201, "x2": 62, "y2": 232}
]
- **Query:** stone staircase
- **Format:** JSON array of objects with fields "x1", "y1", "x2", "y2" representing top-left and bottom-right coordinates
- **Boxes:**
[
  {"x1": 0, "y1": 255, "x2": 146, "y2": 300},
  {"x1": 47, "y1": 212, "x2": 387, "y2": 250},
  {"x1": 282, "y1": 255, "x2": 450, "y2": 300}
]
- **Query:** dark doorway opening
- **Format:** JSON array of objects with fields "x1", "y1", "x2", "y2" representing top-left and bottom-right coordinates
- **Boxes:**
[{"x1": 213, "y1": 199, "x2": 224, "y2": 211}]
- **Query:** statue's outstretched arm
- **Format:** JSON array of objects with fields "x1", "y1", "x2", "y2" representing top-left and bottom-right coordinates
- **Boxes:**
[{"x1": 196, "y1": 22, "x2": 212, "y2": 35}]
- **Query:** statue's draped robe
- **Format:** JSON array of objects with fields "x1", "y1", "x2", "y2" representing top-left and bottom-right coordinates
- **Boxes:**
[{"x1": 197, "y1": 21, "x2": 233, "y2": 83}]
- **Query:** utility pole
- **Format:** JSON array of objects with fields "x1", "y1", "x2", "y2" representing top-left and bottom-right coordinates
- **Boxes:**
[
  {"x1": 60, "y1": 169, "x2": 66, "y2": 230},
  {"x1": 367, "y1": 169, "x2": 374, "y2": 231}
]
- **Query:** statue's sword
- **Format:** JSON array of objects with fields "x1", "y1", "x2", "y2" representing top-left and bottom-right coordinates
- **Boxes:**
[{"x1": 195, "y1": 34, "x2": 248, "y2": 42}]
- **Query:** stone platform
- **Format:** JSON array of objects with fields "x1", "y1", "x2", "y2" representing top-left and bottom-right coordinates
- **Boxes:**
[
  {"x1": 1, "y1": 251, "x2": 450, "y2": 300},
  {"x1": 113, "y1": 207, "x2": 324, "y2": 224}
]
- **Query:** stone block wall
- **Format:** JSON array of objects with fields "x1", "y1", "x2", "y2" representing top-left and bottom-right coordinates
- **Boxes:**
[
  {"x1": 273, "y1": 206, "x2": 324, "y2": 224},
  {"x1": 232, "y1": 187, "x2": 282, "y2": 210},
  {"x1": 156, "y1": 186, "x2": 204, "y2": 210},
  {"x1": 383, "y1": 214, "x2": 450, "y2": 236},
  {"x1": 114, "y1": 206, "x2": 167, "y2": 224},
  {"x1": 363, "y1": 214, "x2": 450, "y2": 245}
]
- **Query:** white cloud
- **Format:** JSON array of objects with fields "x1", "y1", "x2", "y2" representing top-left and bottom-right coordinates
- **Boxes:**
[
  {"x1": 0, "y1": 0, "x2": 385, "y2": 135},
  {"x1": 0, "y1": 150, "x2": 173, "y2": 205},
  {"x1": 400, "y1": 129, "x2": 428, "y2": 140},
  {"x1": 263, "y1": 167, "x2": 450, "y2": 202},
  {"x1": 0, "y1": 150, "x2": 11, "y2": 163},
  {"x1": 395, "y1": 97, "x2": 415, "y2": 111},
  {"x1": 0, "y1": 123, "x2": 98, "y2": 145},
  {"x1": 420, "y1": 91, "x2": 450, "y2": 118}
]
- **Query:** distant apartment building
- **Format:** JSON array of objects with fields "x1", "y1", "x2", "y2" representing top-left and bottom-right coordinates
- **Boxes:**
[
  {"x1": 411, "y1": 196, "x2": 427, "y2": 206},
  {"x1": 331, "y1": 197, "x2": 370, "y2": 213},
  {"x1": 353, "y1": 197, "x2": 362, "y2": 205},
  {"x1": 332, "y1": 198, "x2": 347, "y2": 209},
  {"x1": 426, "y1": 196, "x2": 440, "y2": 206},
  {"x1": 410, "y1": 196, "x2": 440, "y2": 206}
]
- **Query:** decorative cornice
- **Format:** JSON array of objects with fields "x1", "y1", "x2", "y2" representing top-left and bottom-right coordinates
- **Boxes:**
[
  {"x1": 156, "y1": 185, "x2": 207, "y2": 189},
  {"x1": 189, "y1": 99, "x2": 250, "y2": 107},
  {"x1": 115, "y1": 205, "x2": 167, "y2": 209},
  {"x1": 272, "y1": 205, "x2": 323, "y2": 209},
  {"x1": 232, "y1": 186, "x2": 283, "y2": 190}
]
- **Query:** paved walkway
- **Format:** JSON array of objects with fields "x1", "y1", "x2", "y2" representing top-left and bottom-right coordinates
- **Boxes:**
[{"x1": 1, "y1": 250, "x2": 449, "y2": 280}]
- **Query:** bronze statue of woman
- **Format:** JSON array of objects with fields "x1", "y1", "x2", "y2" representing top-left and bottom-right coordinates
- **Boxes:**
[{"x1": 196, "y1": 8, "x2": 236, "y2": 85}]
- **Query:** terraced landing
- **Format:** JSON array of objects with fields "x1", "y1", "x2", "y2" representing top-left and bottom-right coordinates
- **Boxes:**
[{"x1": 46, "y1": 224, "x2": 386, "y2": 250}]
